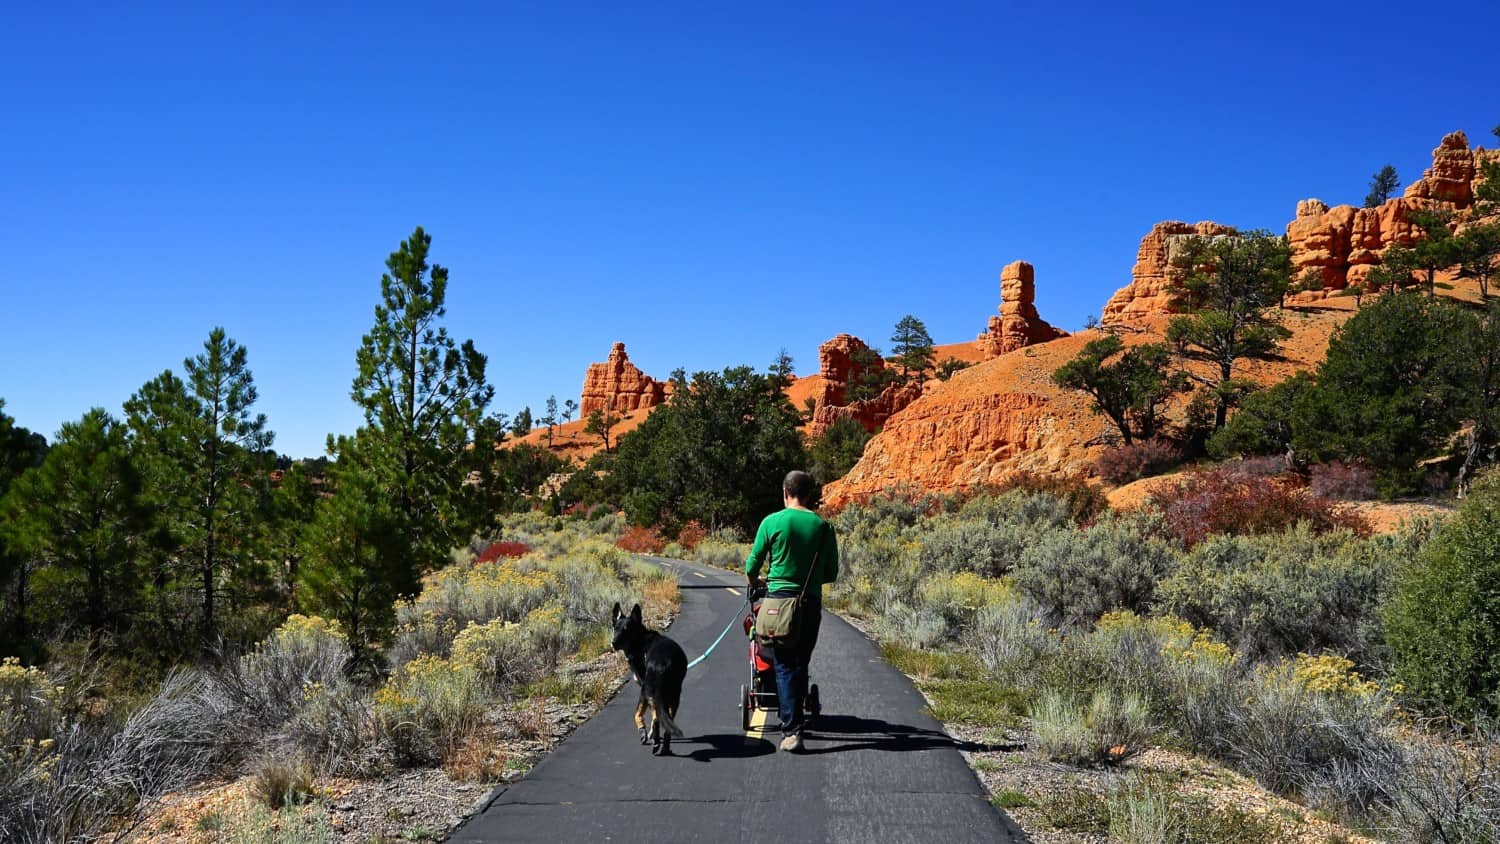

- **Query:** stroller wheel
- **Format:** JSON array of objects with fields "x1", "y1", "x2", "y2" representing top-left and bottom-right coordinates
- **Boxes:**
[
  {"x1": 807, "y1": 683, "x2": 822, "y2": 718},
  {"x1": 740, "y1": 684, "x2": 752, "y2": 732}
]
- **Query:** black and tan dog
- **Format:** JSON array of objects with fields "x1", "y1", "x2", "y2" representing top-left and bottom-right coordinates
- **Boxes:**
[{"x1": 611, "y1": 602, "x2": 687, "y2": 755}]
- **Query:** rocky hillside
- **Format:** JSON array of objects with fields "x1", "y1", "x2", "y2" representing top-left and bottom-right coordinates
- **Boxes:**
[
  {"x1": 523, "y1": 130, "x2": 1493, "y2": 497},
  {"x1": 826, "y1": 130, "x2": 1495, "y2": 504}
]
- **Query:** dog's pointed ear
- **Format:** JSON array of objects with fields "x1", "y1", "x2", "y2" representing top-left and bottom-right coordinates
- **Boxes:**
[
  {"x1": 630, "y1": 603, "x2": 643, "y2": 624},
  {"x1": 611, "y1": 602, "x2": 622, "y2": 622}
]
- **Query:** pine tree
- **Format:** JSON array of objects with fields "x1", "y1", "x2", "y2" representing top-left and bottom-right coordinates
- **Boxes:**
[
  {"x1": 298, "y1": 467, "x2": 400, "y2": 670},
  {"x1": 1052, "y1": 336, "x2": 1184, "y2": 445},
  {"x1": 339, "y1": 226, "x2": 494, "y2": 582},
  {"x1": 562, "y1": 399, "x2": 578, "y2": 425},
  {"x1": 543, "y1": 396, "x2": 559, "y2": 446},
  {"x1": 770, "y1": 349, "x2": 795, "y2": 390},
  {"x1": 512, "y1": 406, "x2": 534, "y2": 438},
  {"x1": 890, "y1": 315, "x2": 935, "y2": 382},
  {"x1": 0, "y1": 401, "x2": 47, "y2": 642},
  {"x1": 585, "y1": 409, "x2": 620, "y2": 452},
  {"x1": 2, "y1": 409, "x2": 149, "y2": 632},
  {"x1": 125, "y1": 328, "x2": 272, "y2": 638},
  {"x1": 1365, "y1": 164, "x2": 1400, "y2": 207},
  {"x1": 1165, "y1": 231, "x2": 1293, "y2": 430}
]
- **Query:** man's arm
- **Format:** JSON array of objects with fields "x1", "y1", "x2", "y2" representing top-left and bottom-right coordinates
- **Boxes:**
[
  {"x1": 822, "y1": 525, "x2": 839, "y2": 584},
  {"x1": 745, "y1": 519, "x2": 770, "y2": 580}
]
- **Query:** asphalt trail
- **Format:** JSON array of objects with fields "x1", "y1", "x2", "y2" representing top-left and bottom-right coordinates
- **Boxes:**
[{"x1": 448, "y1": 556, "x2": 1028, "y2": 843}]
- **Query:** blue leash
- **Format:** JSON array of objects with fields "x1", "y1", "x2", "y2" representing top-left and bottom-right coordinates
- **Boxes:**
[{"x1": 686, "y1": 595, "x2": 752, "y2": 670}]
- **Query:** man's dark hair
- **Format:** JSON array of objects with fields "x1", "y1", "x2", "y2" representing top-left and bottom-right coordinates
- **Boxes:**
[{"x1": 783, "y1": 470, "x2": 817, "y2": 505}]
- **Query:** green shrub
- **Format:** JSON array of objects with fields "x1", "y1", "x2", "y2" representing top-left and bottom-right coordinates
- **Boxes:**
[
  {"x1": 1012, "y1": 513, "x2": 1177, "y2": 625},
  {"x1": 1386, "y1": 472, "x2": 1500, "y2": 716},
  {"x1": 1159, "y1": 525, "x2": 1401, "y2": 664},
  {"x1": 974, "y1": 598, "x2": 1058, "y2": 685},
  {"x1": 919, "y1": 519, "x2": 1061, "y2": 578},
  {"x1": 1028, "y1": 687, "x2": 1152, "y2": 765},
  {"x1": 690, "y1": 538, "x2": 747, "y2": 571}
]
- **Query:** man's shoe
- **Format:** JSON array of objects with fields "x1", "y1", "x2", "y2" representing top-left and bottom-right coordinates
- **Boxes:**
[{"x1": 779, "y1": 733, "x2": 804, "y2": 752}]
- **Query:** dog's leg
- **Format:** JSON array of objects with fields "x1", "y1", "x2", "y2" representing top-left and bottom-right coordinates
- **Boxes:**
[
  {"x1": 650, "y1": 701, "x2": 667, "y2": 755},
  {"x1": 635, "y1": 691, "x2": 650, "y2": 745}
]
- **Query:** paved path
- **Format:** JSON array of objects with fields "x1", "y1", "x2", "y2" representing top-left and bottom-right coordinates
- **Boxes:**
[{"x1": 448, "y1": 556, "x2": 1028, "y2": 843}]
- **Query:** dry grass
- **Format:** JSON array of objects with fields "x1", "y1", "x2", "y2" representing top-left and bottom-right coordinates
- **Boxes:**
[
  {"x1": 247, "y1": 755, "x2": 317, "y2": 810},
  {"x1": 442, "y1": 725, "x2": 506, "y2": 784},
  {"x1": 513, "y1": 697, "x2": 552, "y2": 745},
  {"x1": 637, "y1": 574, "x2": 681, "y2": 624}
]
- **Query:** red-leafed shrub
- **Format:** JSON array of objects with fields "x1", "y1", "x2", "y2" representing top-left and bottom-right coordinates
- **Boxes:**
[
  {"x1": 475, "y1": 541, "x2": 531, "y2": 564},
  {"x1": 1094, "y1": 440, "x2": 1183, "y2": 485},
  {"x1": 615, "y1": 525, "x2": 667, "y2": 554},
  {"x1": 1307, "y1": 461, "x2": 1376, "y2": 500},
  {"x1": 1149, "y1": 465, "x2": 1369, "y2": 548},
  {"x1": 676, "y1": 520, "x2": 707, "y2": 551},
  {"x1": 1230, "y1": 455, "x2": 1291, "y2": 479}
]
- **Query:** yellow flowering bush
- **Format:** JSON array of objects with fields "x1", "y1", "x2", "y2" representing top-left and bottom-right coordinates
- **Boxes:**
[
  {"x1": 918, "y1": 571, "x2": 1013, "y2": 613},
  {"x1": 1291, "y1": 653, "x2": 1381, "y2": 697},
  {"x1": 374, "y1": 654, "x2": 486, "y2": 765},
  {"x1": 0, "y1": 658, "x2": 64, "y2": 787}
]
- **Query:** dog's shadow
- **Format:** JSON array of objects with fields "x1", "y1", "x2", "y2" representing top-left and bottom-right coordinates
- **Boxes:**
[{"x1": 677, "y1": 733, "x2": 777, "y2": 762}]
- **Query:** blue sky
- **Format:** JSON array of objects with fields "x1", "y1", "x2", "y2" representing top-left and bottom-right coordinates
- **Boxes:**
[{"x1": 4, "y1": 1, "x2": 1498, "y2": 457}]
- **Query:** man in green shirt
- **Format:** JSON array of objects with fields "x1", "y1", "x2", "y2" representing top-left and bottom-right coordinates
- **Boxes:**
[{"x1": 745, "y1": 470, "x2": 839, "y2": 752}]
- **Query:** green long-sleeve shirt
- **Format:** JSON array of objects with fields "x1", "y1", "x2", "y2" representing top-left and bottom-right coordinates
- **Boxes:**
[{"x1": 745, "y1": 507, "x2": 839, "y2": 594}]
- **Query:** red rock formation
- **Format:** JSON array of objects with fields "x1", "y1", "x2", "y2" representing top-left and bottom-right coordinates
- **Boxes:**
[
  {"x1": 1286, "y1": 197, "x2": 1429, "y2": 291},
  {"x1": 976, "y1": 261, "x2": 1069, "y2": 357},
  {"x1": 801, "y1": 334, "x2": 927, "y2": 437},
  {"x1": 1101, "y1": 221, "x2": 1237, "y2": 324},
  {"x1": 807, "y1": 334, "x2": 882, "y2": 410},
  {"x1": 810, "y1": 381, "x2": 923, "y2": 438},
  {"x1": 579, "y1": 342, "x2": 671, "y2": 415},
  {"x1": 1404, "y1": 131, "x2": 1478, "y2": 207}
]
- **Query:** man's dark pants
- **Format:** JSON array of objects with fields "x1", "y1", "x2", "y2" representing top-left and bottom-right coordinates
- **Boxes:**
[{"x1": 769, "y1": 591, "x2": 822, "y2": 736}]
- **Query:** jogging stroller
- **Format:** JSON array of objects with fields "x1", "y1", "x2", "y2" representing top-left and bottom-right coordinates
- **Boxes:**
[{"x1": 739, "y1": 585, "x2": 821, "y2": 731}]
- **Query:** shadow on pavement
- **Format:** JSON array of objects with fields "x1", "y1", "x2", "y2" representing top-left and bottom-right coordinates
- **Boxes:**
[
  {"x1": 681, "y1": 733, "x2": 777, "y2": 762},
  {"x1": 803, "y1": 715, "x2": 1023, "y2": 755}
]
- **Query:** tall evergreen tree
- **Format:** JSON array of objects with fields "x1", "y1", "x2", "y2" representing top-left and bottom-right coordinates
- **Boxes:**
[
  {"x1": 890, "y1": 315, "x2": 935, "y2": 381},
  {"x1": 1165, "y1": 231, "x2": 1293, "y2": 430},
  {"x1": 0, "y1": 401, "x2": 49, "y2": 646},
  {"x1": 511, "y1": 406, "x2": 533, "y2": 438},
  {"x1": 2, "y1": 410, "x2": 149, "y2": 633},
  {"x1": 124, "y1": 329, "x2": 271, "y2": 639},
  {"x1": 845, "y1": 346, "x2": 895, "y2": 402},
  {"x1": 562, "y1": 398, "x2": 578, "y2": 425},
  {"x1": 298, "y1": 467, "x2": 400, "y2": 670},
  {"x1": 1364, "y1": 164, "x2": 1400, "y2": 207},
  {"x1": 543, "y1": 395, "x2": 558, "y2": 446},
  {"x1": 339, "y1": 226, "x2": 494, "y2": 582}
]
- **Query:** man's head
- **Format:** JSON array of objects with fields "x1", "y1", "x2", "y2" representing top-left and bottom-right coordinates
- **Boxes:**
[{"x1": 782, "y1": 470, "x2": 817, "y2": 508}]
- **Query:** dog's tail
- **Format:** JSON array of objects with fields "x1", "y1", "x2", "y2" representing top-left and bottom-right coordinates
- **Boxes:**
[{"x1": 656, "y1": 705, "x2": 685, "y2": 738}]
